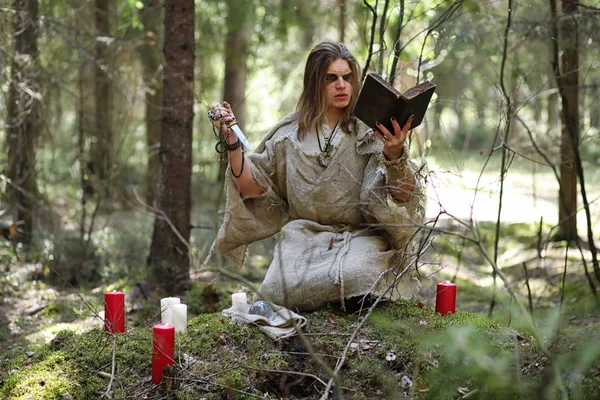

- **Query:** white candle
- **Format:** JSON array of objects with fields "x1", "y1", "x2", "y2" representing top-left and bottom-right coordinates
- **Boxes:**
[
  {"x1": 172, "y1": 304, "x2": 187, "y2": 333},
  {"x1": 231, "y1": 292, "x2": 247, "y2": 311},
  {"x1": 160, "y1": 297, "x2": 181, "y2": 324},
  {"x1": 94, "y1": 311, "x2": 105, "y2": 327},
  {"x1": 232, "y1": 292, "x2": 247, "y2": 305}
]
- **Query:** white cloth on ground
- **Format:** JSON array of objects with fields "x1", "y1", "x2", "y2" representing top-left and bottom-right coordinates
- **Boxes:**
[{"x1": 222, "y1": 302, "x2": 308, "y2": 341}]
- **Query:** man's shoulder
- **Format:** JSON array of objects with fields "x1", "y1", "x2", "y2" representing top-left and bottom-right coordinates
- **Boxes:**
[
  {"x1": 269, "y1": 112, "x2": 298, "y2": 138},
  {"x1": 254, "y1": 112, "x2": 298, "y2": 153}
]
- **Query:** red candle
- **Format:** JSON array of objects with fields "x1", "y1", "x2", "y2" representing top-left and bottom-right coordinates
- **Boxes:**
[
  {"x1": 104, "y1": 291, "x2": 125, "y2": 333},
  {"x1": 435, "y1": 281, "x2": 456, "y2": 315},
  {"x1": 152, "y1": 323, "x2": 175, "y2": 384}
]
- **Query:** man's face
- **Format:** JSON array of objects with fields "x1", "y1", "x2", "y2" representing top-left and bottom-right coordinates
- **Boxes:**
[{"x1": 325, "y1": 59, "x2": 353, "y2": 112}]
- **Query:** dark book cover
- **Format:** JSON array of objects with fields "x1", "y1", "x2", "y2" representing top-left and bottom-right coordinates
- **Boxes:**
[{"x1": 354, "y1": 73, "x2": 436, "y2": 134}]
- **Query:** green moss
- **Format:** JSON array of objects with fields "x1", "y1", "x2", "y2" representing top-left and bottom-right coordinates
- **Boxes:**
[
  {"x1": 0, "y1": 327, "x2": 155, "y2": 399},
  {"x1": 1, "y1": 300, "x2": 597, "y2": 399},
  {"x1": 1, "y1": 352, "x2": 82, "y2": 399}
]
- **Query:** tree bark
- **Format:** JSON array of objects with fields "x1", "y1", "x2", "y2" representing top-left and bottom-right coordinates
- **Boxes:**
[
  {"x1": 89, "y1": 0, "x2": 113, "y2": 196},
  {"x1": 137, "y1": 0, "x2": 163, "y2": 205},
  {"x1": 6, "y1": 0, "x2": 40, "y2": 246},
  {"x1": 218, "y1": 0, "x2": 253, "y2": 185},
  {"x1": 147, "y1": 0, "x2": 195, "y2": 294},
  {"x1": 555, "y1": 0, "x2": 579, "y2": 241}
]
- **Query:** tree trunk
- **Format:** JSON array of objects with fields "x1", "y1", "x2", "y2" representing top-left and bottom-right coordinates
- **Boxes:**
[
  {"x1": 218, "y1": 0, "x2": 253, "y2": 185},
  {"x1": 137, "y1": 0, "x2": 163, "y2": 205},
  {"x1": 89, "y1": 0, "x2": 113, "y2": 196},
  {"x1": 555, "y1": 0, "x2": 579, "y2": 241},
  {"x1": 147, "y1": 0, "x2": 195, "y2": 295},
  {"x1": 338, "y1": 0, "x2": 346, "y2": 43},
  {"x1": 5, "y1": 0, "x2": 40, "y2": 247}
]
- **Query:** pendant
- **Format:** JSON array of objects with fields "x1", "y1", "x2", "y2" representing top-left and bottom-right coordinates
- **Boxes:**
[
  {"x1": 325, "y1": 143, "x2": 334, "y2": 157},
  {"x1": 318, "y1": 152, "x2": 329, "y2": 167}
]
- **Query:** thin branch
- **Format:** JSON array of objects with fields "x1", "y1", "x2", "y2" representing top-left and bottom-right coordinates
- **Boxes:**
[
  {"x1": 488, "y1": 0, "x2": 515, "y2": 318},
  {"x1": 362, "y1": 0, "x2": 378, "y2": 80},
  {"x1": 389, "y1": 0, "x2": 404, "y2": 85},
  {"x1": 516, "y1": 114, "x2": 598, "y2": 296},
  {"x1": 522, "y1": 262, "x2": 533, "y2": 315},
  {"x1": 416, "y1": 0, "x2": 463, "y2": 82},
  {"x1": 377, "y1": 0, "x2": 390, "y2": 75},
  {"x1": 320, "y1": 243, "x2": 430, "y2": 399},
  {"x1": 101, "y1": 334, "x2": 117, "y2": 399}
]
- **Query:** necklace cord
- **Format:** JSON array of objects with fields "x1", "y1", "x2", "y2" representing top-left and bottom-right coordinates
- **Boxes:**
[{"x1": 317, "y1": 118, "x2": 341, "y2": 154}]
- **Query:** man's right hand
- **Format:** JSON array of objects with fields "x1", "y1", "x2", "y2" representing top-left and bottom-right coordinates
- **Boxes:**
[{"x1": 209, "y1": 102, "x2": 237, "y2": 139}]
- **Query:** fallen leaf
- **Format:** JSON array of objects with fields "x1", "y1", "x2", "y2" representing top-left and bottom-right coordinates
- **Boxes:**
[
  {"x1": 329, "y1": 314, "x2": 338, "y2": 325},
  {"x1": 418, "y1": 384, "x2": 430, "y2": 392},
  {"x1": 417, "y1": 302, "x2": 424, "y2": 309},
  {"x1": 360, "y1": 340, "x2": 379, "y2": 350},
  {"x1": 350, "y1": 340, "x2": 380, "y2": 352}
]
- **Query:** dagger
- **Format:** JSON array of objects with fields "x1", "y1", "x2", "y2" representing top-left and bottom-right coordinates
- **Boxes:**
[{"x1": 227, "y1": 121, "x2": 253, "y2": 152}]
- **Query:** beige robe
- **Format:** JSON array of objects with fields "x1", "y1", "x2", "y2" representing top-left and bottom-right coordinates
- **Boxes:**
[{"x1": 214, "y1": 113, "x2": 427, "y2": 311}]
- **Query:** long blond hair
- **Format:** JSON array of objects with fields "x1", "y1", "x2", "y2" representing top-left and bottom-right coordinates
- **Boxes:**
[{"x1": 296, "y1": 41, "x2": 361, "y2": 139}]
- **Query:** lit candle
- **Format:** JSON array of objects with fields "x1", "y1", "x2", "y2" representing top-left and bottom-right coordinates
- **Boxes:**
[
  {"x1": 172, "y1": 304, "x2": 187, "y2": 333},
  {"x1": 231, "y1": 292, "x2": 247, "y2": 310},
  {"x1": 160, "y1": 297, "x2": 181, "y2": 324},
  {"x1": 435, "y1": 281, "x2": 457, "y2": 315},
  {"x1": 152, "y1": 322, "x2": 175, "y2": 384},
  {"x1": 104, "y1": 291, "x2": 125, "y2": 333}
]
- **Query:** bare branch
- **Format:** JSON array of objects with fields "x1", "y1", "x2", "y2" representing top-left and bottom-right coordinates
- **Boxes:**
[{"x1": 362, "y1": 0, "x2": 378, "y2": 80}]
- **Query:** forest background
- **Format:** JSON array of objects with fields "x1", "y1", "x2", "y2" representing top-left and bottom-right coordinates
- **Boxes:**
[{"x1": 0, "y1": 0, "x2": 599, "y2": 399}]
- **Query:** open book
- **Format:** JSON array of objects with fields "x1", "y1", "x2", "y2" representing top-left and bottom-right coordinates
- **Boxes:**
[{"x1": 354, "y1": 73, "x2": 436, "y2": 134}]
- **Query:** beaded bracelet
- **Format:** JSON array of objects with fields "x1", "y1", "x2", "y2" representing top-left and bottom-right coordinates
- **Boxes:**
[
  {"x1": 224, "y1": 138, "x2": 241, "y2": 152},
  {"x1": 212, "y1": 123, "x2": 244, "y2": 178}
]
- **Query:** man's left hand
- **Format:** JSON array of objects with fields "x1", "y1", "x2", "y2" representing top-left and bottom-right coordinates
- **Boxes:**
[{"x1": 373, "y1": 114, "x2": 414, "y2": 160}]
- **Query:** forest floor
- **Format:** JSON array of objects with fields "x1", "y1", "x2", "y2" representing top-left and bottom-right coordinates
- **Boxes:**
[{"x1": 1, "y1": 153, "x2": 599, "y2": 398}]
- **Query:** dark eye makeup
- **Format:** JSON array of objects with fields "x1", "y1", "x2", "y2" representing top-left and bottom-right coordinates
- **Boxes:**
[{"x1": 326, "y1": 73, "x2": 353, "y2": 83}]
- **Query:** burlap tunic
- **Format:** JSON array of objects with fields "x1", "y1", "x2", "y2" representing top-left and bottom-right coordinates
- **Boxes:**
[{"x1": 214, "y1": 113, "x2": 427, "y2": 311}]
